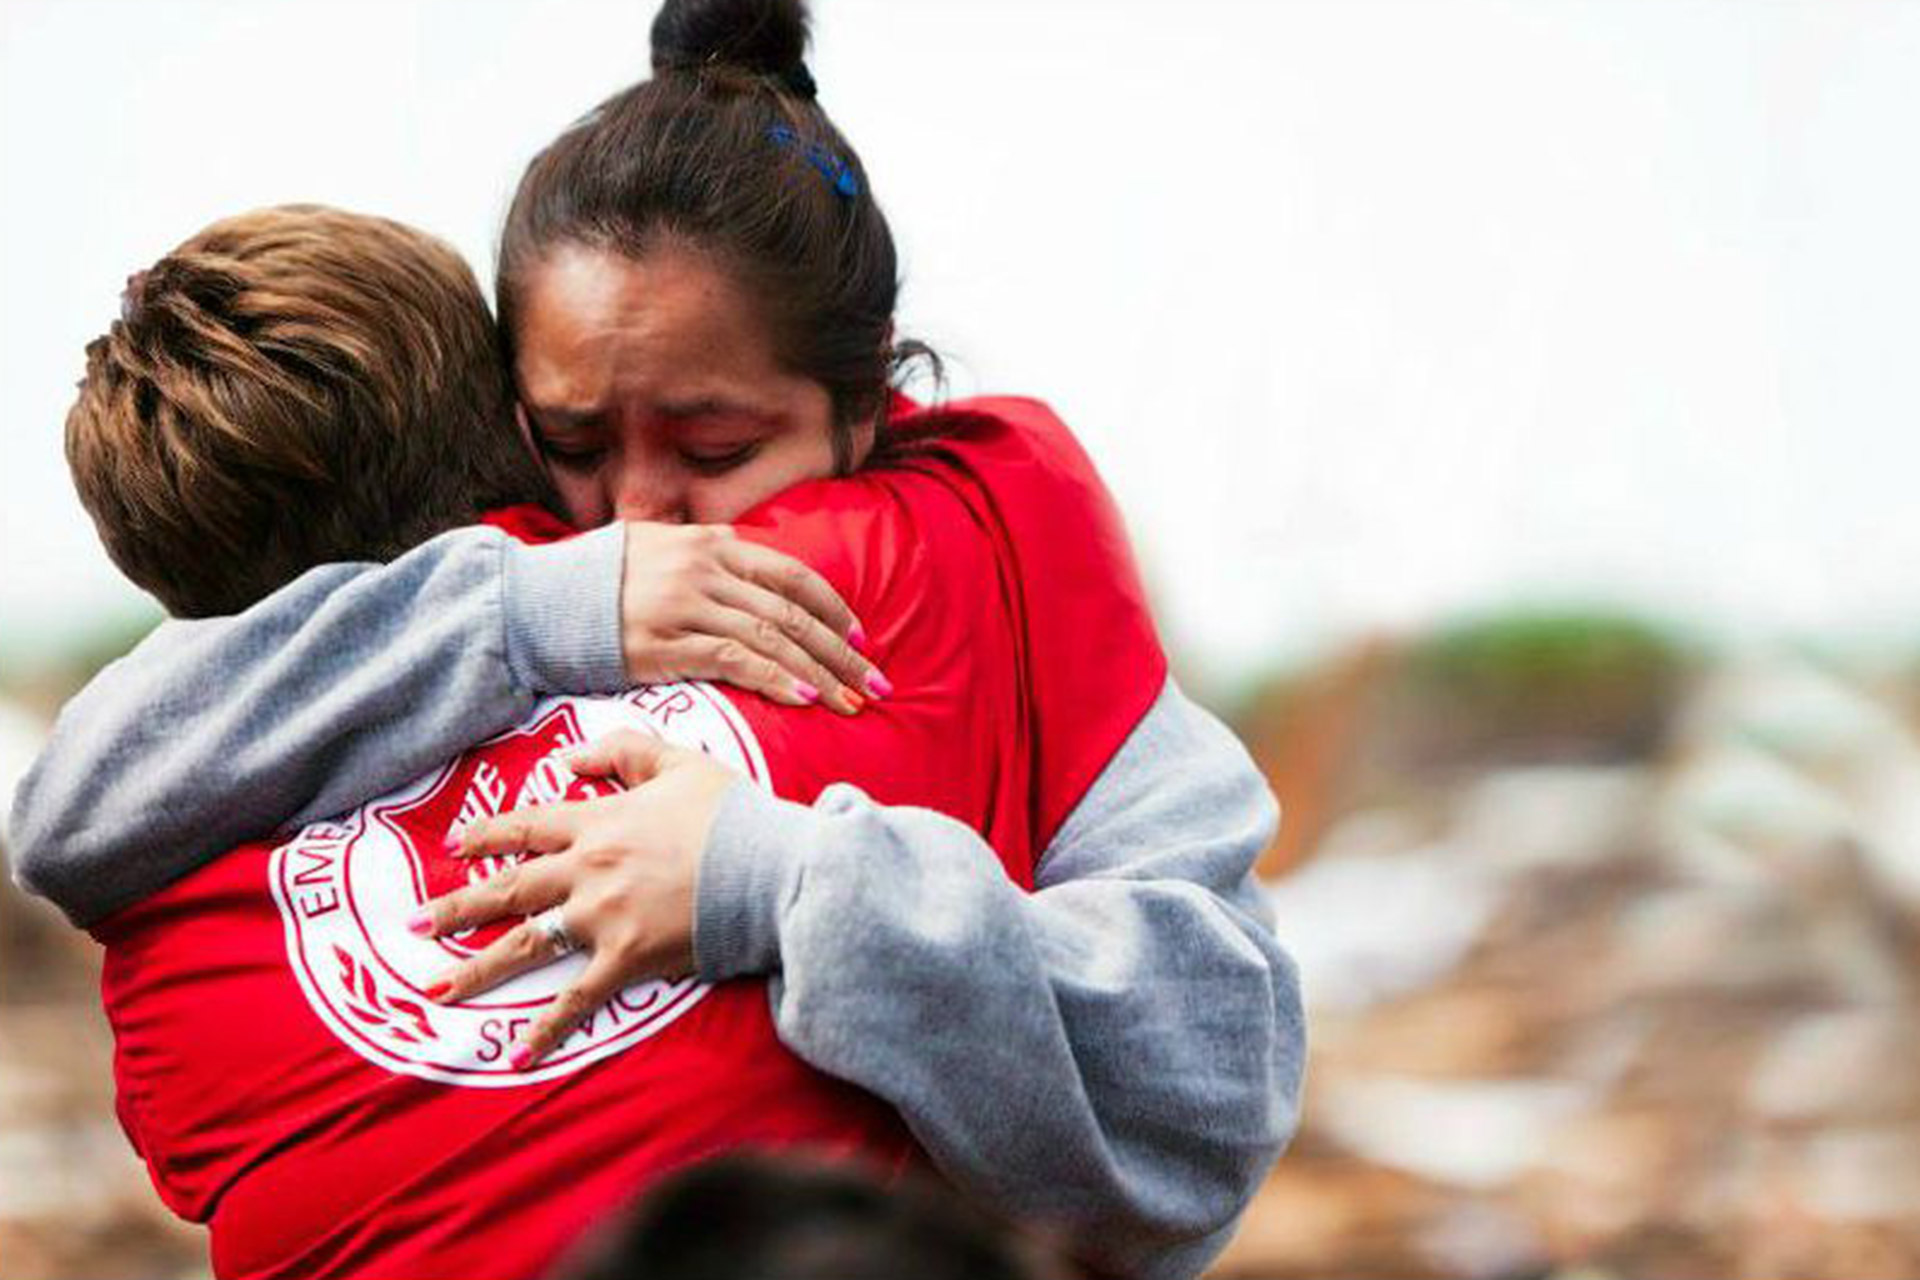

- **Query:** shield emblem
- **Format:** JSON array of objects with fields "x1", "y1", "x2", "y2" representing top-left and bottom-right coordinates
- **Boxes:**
[
  {"x1": 274, "y1": 687, "x2": 764, "y2": 1085},
  {"x1": 371, "y1": 703, "x2": 619, "y2": 958}
]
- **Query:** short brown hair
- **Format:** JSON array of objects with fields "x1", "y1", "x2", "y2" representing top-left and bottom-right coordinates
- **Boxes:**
[{"x1": 67, "y1": 203, "x2": 558, "y2": 617}]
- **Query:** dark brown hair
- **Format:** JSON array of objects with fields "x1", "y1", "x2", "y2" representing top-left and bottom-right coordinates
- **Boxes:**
[
  {"x1": 497, "y1": 0, "x2": 938, "y2": 473},
  {"x1": 554, "y1": 1154, "x2": 1057, "y2": 1280},
  {"x1": 67, "y1": 204, "x2": 558, "y2": 617}
]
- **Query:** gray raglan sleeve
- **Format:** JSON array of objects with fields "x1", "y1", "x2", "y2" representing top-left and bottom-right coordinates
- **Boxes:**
[
  {"x1": 693, "y1": 677, "x2": 1305, "y2": 1280},
  {"x1": 6, "y1": 523, "x2": 628, "y2": 927}
]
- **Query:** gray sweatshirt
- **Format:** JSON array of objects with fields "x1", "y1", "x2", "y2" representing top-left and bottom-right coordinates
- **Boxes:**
[{"x1": 7, "y1": 522, "x2": 1304, "y2": 1280}]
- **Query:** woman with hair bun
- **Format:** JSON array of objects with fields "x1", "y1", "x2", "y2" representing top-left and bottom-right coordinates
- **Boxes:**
[{"x1": 13, "y1": 2, "x2": 1302, "y2": 1276}]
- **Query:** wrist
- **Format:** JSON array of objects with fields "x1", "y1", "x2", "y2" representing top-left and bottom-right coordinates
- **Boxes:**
[
  {"x1": 692, "y1": 780, "x2": 811, "y2": 980},
  {"x1": 500, "y1": 524, "x2": 628, "y2": 694}
]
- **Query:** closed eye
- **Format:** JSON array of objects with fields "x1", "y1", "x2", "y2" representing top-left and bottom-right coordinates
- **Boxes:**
[
  {"x1": 534, "y1": 433, "x2": 607, "y2": 470},
  {"x1": 679, "y1": 442, "x2": 762, "y2": 475}
]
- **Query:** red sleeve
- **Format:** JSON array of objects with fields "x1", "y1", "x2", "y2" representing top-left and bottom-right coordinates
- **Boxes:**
[
  {"x1": 881, "y1": 400, "x2": 1168, "y2": 851},
  {"x1": 729, "y1": 470, "x2": 1039, "y2": 884}
]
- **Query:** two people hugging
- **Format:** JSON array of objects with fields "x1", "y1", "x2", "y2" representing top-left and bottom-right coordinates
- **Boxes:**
[{"x1": 10, "y1": 2, "x2": 1304, "y2": 1277}]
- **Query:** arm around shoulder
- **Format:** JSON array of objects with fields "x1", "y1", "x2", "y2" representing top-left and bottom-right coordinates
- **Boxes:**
[{"x1": 7, "y1": 523, "x2": 627, "y2": 926}]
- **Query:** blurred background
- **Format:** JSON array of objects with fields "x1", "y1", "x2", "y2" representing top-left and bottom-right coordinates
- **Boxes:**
[{"x1": 2, "y1": 1, "x2": 1917, "y2": 1277}]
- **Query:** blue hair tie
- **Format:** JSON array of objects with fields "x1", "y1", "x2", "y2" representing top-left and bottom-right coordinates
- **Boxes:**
[{"x1": 766, "y1": 124, "x2": 861, "y2": 200}]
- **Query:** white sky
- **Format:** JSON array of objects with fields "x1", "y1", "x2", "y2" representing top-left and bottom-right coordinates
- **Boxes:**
[{"x1": 3, "y1": 0, "x2": 1918, "y2": 684}]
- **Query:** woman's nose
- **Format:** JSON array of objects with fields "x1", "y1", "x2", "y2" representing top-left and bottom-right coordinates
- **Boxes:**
[{"x1": 608, "y1": 460, "x2": 690, "y2": 525}]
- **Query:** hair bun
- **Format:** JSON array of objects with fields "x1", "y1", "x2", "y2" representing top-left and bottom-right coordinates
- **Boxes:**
[{"x1": 650, "y1": 0, "x2": 813, "y2": 86}]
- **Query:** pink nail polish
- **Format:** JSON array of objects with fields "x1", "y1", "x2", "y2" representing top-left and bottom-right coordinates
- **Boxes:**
[
  {"x1": 794, "y1": 680, "x2": 821, "y2": 704},
  {"x1": 406, "y1": 911, "x2": 434, "y2": 937},
  {"x1": 848, "y1": 621, "x2": 868, "y2": 652},
  {"x1": 423, "y1": 978, "x2": 453, "y2": 1001},
  {"x1": 442, "y1": 833, "x2": 462, "y2": 854},
  {"x1": 865, "y1": 670, "x2": 893, "y2": 699},
  {"x1": 509, "y1": 1043, "x2": 535, "y2": 1070}
]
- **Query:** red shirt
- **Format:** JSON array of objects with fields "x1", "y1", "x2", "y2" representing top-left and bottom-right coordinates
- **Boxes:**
[{"x1": 93, "y1": 398, "x2": 1167, "y2": 1279}]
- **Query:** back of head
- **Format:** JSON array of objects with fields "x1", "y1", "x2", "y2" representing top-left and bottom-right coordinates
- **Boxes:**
[
  {"x1": 67, "y1": 204, "x2": 558, "y2": 617},
  {"x1": 552, "y1": 1155, "x2": 1055, "y2": 1280}
]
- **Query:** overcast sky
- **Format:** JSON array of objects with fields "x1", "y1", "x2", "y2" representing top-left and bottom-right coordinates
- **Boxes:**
[{"x1": 3, "y1": 0, "x2": 1917, "y2": 685}]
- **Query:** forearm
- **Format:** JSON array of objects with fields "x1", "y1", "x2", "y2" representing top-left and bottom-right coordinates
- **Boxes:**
[
  {"x1": 7, "y1": 524, "x2": 626, "y2": 926},
  {"x1": 694, "y1": 681, "x2": 1304, "y2": 1279}
]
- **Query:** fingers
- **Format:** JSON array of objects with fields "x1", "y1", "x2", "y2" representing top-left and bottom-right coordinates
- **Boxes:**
[
  {"x1": 411, "y1": 853, "x2": 570, "y2": 939},
  {"x1": 508, "y1": 950, "x2": 630, "y2": 1070},
  {"x1": 710, "y1": 573, "x2": 880, "y2": 710},
  {"x1": 452, "y1": 806, "x2": 577, "y2": 861},
  {"x1": 620, "y1": 523, "x2": 894, "y2": 709},
  {"x1": 565, "y1": 729, "x2": 675, "y2": 788},
  {"x1": 425, "y1": 904, "x2": 575, "y2": 1003},
  {"x1": 686, "y1": 599, "x2": 867, "y2": 714},
  {"x1": 718, "y1": 537, "x2": 859, "y2": 641}
]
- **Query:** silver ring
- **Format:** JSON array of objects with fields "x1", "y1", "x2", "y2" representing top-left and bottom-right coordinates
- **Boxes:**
[{"x1": 531, "y1": 905, "x2": 579, "y2": 957}]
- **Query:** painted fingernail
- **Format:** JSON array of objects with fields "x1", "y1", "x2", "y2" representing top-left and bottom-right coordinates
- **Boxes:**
[
  {"x1": 424, "y1": 978, "x2": 453, "y2": 1001},
  {"x1": 406, "y1": 911, "x2": 434, "y2": 937},
  {"x1": 864, "y1": 670, "x2": 893, "y2": 699},
  {"x1": 839, "y1": 690, "x2": 867, "y2": 715},
  {"x1": 794, "y1": 680, "x2": 821, "y2": 705},
  {"x1": 509, "y1": 1043, "x2": 535, "y2": 1071},
  {"x1": 848, "y1": 621, "x2": 868, "y2": 652}
]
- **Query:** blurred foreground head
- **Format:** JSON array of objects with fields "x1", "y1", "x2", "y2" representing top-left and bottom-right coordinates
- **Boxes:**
[
  {"x1": 551, "y1": 1155, "x2": 1062, "y2": 1280},
  {"x1": 65, "y1": 203, "x2": 557, "y2": 617}
]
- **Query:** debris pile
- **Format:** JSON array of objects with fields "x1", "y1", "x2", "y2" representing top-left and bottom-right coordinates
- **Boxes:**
[{"x1": 1215, "y1": 652, "x2": 1920, "y2": 1278}]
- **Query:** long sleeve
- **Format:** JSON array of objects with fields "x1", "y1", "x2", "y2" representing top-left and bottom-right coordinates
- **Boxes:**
[
  {"x1": 694, "y1": 677, "x2": 1305, "y2": 1280},
  {"x1": 6, "y1": 523, "x2": 627, "y2": 926}
]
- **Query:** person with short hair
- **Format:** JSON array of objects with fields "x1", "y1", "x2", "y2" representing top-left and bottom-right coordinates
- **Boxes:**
[
  {"x1": 62, "y1": 198, "x2": 1163, "y2": 1280},
  {"x1": 12, "y1": 3, "x2": 1304, "y2": 1276},
  {"x1": 69, "y1": 205, "x2": 554, "y2": 619}
]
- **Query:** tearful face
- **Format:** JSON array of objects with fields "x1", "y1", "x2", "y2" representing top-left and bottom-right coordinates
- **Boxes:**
[{"x1": 513, "y1": 242, "x2": 865, "y2": 529}]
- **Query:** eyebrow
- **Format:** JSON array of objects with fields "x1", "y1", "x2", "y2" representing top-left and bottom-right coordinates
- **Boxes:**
[
  {"x1": 526, "y1": 404, "x2": 607, "y2": 430},
  {"x1": 527, "y1": 396, "x2": 774, "y2": 428},
  {"x1": 657, "y1": 397, "x2": 755, "y2": 422}
]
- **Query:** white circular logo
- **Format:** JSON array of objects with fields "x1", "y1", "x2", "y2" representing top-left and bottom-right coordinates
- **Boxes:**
[{"x1": 269, "y1": 684, "x2": 769, "y2": 1087}]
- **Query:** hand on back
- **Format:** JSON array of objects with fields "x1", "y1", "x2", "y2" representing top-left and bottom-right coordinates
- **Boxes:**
[
  {"x1": 413, "y1": 731, "x2": 736, "y2": 1068},
  {"x1": 619, "y1": 522, "x2": 887, "y2": 715}
]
